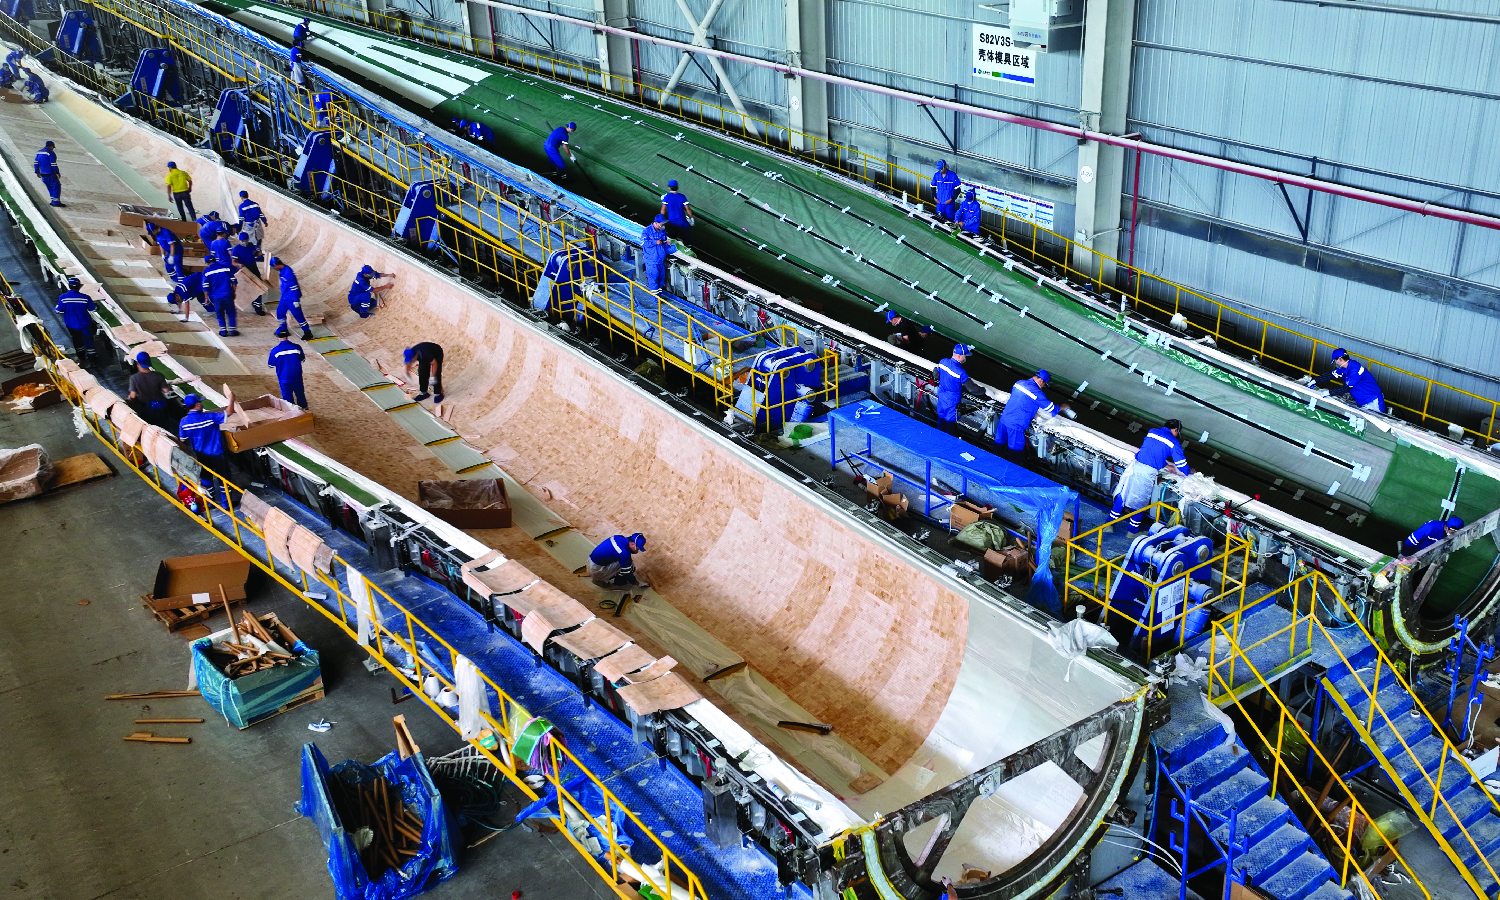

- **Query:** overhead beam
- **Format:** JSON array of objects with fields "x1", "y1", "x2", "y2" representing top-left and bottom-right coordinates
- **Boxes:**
[{"x1": 460, "y1": 0, "x2": 1500, "y2": 234}]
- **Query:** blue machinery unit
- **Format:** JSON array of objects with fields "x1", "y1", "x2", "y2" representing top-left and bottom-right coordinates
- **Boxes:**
[
  {"x1": 1, "y1": 0, "x2": 32, "y2": 25},
  {"x1": 1109, "y1": 525, "x2": 1217, "y2": 647},
  {"x1": 116, "y1": 47, "x2": 181, "y2": 109},
  {"x1": 53, "y1": 9, "x2": 102, "y2": 62},
  {"x1": 292, "y1": 129, "x2": 336, "y2": 198}
]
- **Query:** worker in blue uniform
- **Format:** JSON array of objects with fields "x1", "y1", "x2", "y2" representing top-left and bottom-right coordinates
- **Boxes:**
[
  {"x1": 931, "y1": 160, "x2": 961, "y2": 221},
  {"x1": 544, "y1": 122, "x2": 575, "y2": 179},
  {"x1": 269, "y1": 257, "x2": 315, "y2": 340},
  {"x1": 291, "y1": 16, "x2": 313, "y2": 45},
  {"x1": 659, "y1": 180, "x2": 694, "y2": 241},
  {"x1": 347, "y1": 264, "x2": 394, "y2": 318},
  {"x1": 156, "y1": 224, "x2": 184, "y2": 278},
  {"x1": 957, "y1": 188, "x2": 981, "y2": 235},
  {"x1": 197, "y1": 212, "x2": 229, "y2": 245},
  {"x1": 1309, "y1": 348, "x2": 1386, "y2": 413},
  {"x1": 1402, "y1": 517, "x2": 1464, "y2": 555},
  {"x1": 203, "y1": 257, "x2": 238, "y2": 336},
  {"x1": 20, "y1": 68, "x2": 47, "y2": 103},
  {"x1": 0, "y1": 49, "x2": 23, "y2": 88},
  {"x1": 171, "y1": 270, "x2": 208, "y2": 318},
  {"x1": 177, "y1": 392, "x2": 238, "y2": 505},
  {"x1": 640, "y1": 215, "x2": 673, "y2": 294},
  {"x1": 268, "y1": 337, "x2": 308, "y2": 409},
  {"x1": 289, "y1": 45, "x2": 306, "y2": 87},
  {"x1": 33, "y1": 140, "x2": 62, "y2": 207},
  {"x1": 229, "y1": 233, "x2": 265, "y2": 315},
  {"x1": 588, "y1": 533, "x2": 649, "y2": 593},
  {"x1": 54, "y1": 278, "x2": 97, "y2": 360},
  {"x1": 932, "y1": 344, "x2": 980, "y2": 433},
  {"x1": 1112, "y1": 419, "x2": 1192, "y2": 532},
  {"x1": 237, "y1": 191, "x2": 266, "y2": 246},
  {"x1": 996, "y1": 369, "x2": 1064, "y2": 459}
]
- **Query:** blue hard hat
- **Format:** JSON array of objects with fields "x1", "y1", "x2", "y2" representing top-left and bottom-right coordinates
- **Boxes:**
[
  {"x1": 238, "y1": 232, "x2": 250, "y2": 240},
  {"x1": 135, "y1": 351, "x2": 150, "y2": 366},
  {"x1": 630, "y1": 532, "x2": 646, "y2": 550},
  {"x1": 183, "y1": 393, "x2": 201, "y2": 407},
  {"x1": 936, "y1": 159, "x2": 947, "y2": 168},
  {"x1": 953, "y1": 344, "x2": 972, "y2": 356},
  {"x1": 567, "y1": 122, "x2": 576, "y2": 129},
  {"x1": 1036, "y1": 369, "x2": 1051, "y2": 383},
  {"x1": 268, "y1": 256, "x2": 281, "y2": 266},
  {"x1": 167, "y1": 161, "x2": 177, "y2": 168},
  {"x1": 654, "y1": 214, "x2": 667, "y2": 224},
  {"x1": 360, "y1": 264, "x2": 377, "y2": 276},
  {"x1": 1331, "y1": 347, "x2": 1349, "y2": 360},
  {"x1": 403, "y1": 346, "x2": 417, "y2": 364},
  {"x1": 668, "y1": 179, "x2": 678, "y2": 188},
  {"x1": 885, "y1": 311, "x2": 899, "y2": 322},
  {"x1": 239, "y1": 190, "x2": 248, "y2": 197},
  {"x1": 1448, "y1": 517, "x2": 1465, "y2": 529}
]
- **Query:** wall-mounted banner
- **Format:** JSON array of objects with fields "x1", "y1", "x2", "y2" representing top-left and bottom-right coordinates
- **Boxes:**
[
  {"x1": 971, "y1": 181, "x2": 1056, "y2": 231},
  {"x1": 972, "y1": 24, "x2": 1037, "y2": 86}
]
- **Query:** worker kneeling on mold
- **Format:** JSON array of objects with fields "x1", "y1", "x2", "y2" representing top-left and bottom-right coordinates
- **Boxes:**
[
  {"x1": 589, "y1": 533, "x2": 649, "y2": 594},
  {"x1": 1113, "y1": 418, "x2": 1191, "y2": 532},
  {"x1": 995, "y1": 369, "x2": 1068, "y2": 461},
  {"x1": 1305, "y1": 347, "x2": 1386, "y2": 413},
  {"x1": 19, "y1": 67, "x2": 47, "y2": 103}
]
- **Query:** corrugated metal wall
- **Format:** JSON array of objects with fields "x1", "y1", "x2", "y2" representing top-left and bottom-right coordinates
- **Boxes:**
[
  {"x1": 1129, "y1": 0, "x2": 1500, "y2": 383},
  {"x1": 824, "y1": 0, "x2": 1081, "y2": 196},
  {"x1": 386, "y1": 0, "x2": 1500, "y2": 397}
]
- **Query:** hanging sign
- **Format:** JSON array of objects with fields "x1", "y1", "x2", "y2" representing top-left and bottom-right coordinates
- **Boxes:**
[{"x1": 972, "y1": 24, "x2": 1037, "y2": 86}]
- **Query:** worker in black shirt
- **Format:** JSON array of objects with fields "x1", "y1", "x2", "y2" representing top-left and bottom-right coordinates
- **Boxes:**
[
  {"x1": 403, "y1": 342, "x2": 445, "y2": 403},
  {"x1": 885, "y1": 311, "x2": 931, "y2": 355},
  {"x1": 126, "y1": 351, "x2": 172, "y2": 427}
]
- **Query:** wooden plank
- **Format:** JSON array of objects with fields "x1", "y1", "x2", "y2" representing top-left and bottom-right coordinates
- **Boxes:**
[
  {"x1": 47, "y1": 453, "x2": 113, "y2": 490},
  {"x1": 393, "y1": 714, "x2": 420, "y2": 760},
  {"x1": 134, "y1": 718, "x2": 205, "y2": 723},
  {"x1": 106, "y1": 691, "x2": 200, "y2": 700},
  {"x1": 123, "y1": 732, "x2": 191, "y2": 744}
]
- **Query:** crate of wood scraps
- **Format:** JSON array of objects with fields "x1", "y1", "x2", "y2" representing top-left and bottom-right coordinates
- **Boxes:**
[
  {"x1": 297, "y1": 743, "x2": 459, "y2": 899},
  {"x1": 192, "y1": 611, "x2": 323, "y2": 728}
]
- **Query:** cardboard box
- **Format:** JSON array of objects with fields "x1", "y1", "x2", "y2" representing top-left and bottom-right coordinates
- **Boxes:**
[
  {"x1": 153, "y1": 550, "x2": 250, "y2": 606},
  {"x1": 1, "y1": 370, "x2": 61, "y2": 413},
  {"x1": 865, "y1": 471, "x2": 893, "y2": 500},
  {"x1": 221, "y1": 394, "x2": 315, "y2": 452},
  {"x1": 1052, "y1": 511, "x2": 1076, "y2": 547},
  {"x1": 982, "y1": 546, "x2": 1036, "y2": 581},
  {"x1": 117, "y1": 203, "x2": 201, "y2": 237},
  {"x1": 948, "y1": 499, "x2": 995, "y2": 532},
  {"x1": 418, "y1": 478, "x2": 512, "y2": 528}
]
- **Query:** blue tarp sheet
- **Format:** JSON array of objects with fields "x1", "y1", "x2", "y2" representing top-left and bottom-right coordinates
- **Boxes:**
[
  {"x1": 829, "y1": 399, "x2": 1075, "y2": 611},
  {"x1": 297, "y1": 743, "x2": 460, "y2": 900},
  {"x1": 192, "y1": 634, "x2": 322, "y2": 729}
]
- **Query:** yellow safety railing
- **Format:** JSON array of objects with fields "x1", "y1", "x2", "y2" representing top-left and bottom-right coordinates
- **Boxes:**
[
  {"x1": 1199, "y1": 616, "x2": 1434, "y2": 899},
  {"x1": 551, "y1": 245, "x2": 840, "y2": 414},
  {"x1": 1203, "y1": 569, "x2": 1500, "y2": 897},
  {"x1": 1062, "y1": 501, "x2": 1252, "y2": 660},
  {"x1": 6, "y1": 300, "x2": 709, "y2": 900},
  {"x1": 275, "y1": 0, "x2": 1500, "y2": 444},
  {"x1": 90, "y1": 0, "x2": 271, "y2": 86}
]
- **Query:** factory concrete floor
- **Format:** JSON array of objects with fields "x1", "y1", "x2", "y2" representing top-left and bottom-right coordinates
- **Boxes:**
[{"x1": 0, "y1": 280, "x2": 613, "y2": 899}]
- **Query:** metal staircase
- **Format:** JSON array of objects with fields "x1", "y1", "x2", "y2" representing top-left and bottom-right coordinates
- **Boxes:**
[
  {"x1": 1154, "y1": 684, "x2": 1352, "y2": 900},
  {"x1": 1177, "y1": 569, "x2": 1500, "y2": 898},
  {"x1": 1324, "y1": 656, "x2": 1500, "y2": 898}
]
